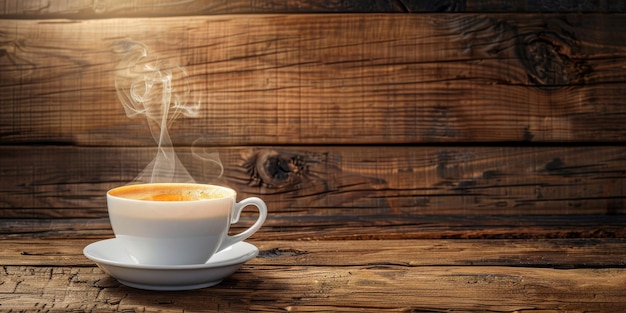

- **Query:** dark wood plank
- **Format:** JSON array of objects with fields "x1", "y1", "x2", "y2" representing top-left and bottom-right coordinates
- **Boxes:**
[
  {"x1": 1, "y1": 0, "x2": 624, "y2": 18},
  {"x1": 2, "y1": 145, "x2": 626, "y2": 218},
  {"x1": 2, "y1": 215, "x2": 625, "y2": 240},
  {"x1": 2, "y1": 14, "x2": 626, "y2": 145},
  {"x1": 4, "y1": 238, "x2": 626, "y2": 268}
]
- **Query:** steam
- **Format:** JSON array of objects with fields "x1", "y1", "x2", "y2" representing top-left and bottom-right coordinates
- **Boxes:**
[{"x1": 113, "y1": 40, "x2": 223, "y2": 183}]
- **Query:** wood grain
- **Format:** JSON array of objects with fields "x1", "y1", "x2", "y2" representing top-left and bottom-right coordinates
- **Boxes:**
[
  {"x1": 4, "y1": 238, "x2": 626, "y2": 268},
  {"x1": 1, "y1": 14, "x2": 626, "y2": 145},
  {"x1": 3, "y1": 214, "x2": 626, "y2": 240},
  {"x1": 1, "y1": 0, "x2": 624, "y2": 18},
  {"x1": 1, "y1": 250, "x2": 625, "y2": 312},
  {"x1": 1, "y1": 145, "x2": 625, "y2": 218},
  {"x1": 1, "y1": 266, "x2": 618, "y2": 312},
  {"x1": 1, "y1": 4, "x2": 624, "y2": 312}
]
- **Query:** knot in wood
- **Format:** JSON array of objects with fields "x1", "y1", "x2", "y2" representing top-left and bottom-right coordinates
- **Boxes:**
[
  {"x1": 245, "y1": 150, "x2": 306, "y2": 188},
  {"x1": 517, "y1": 31, "x2": 591, "y2": 88}
]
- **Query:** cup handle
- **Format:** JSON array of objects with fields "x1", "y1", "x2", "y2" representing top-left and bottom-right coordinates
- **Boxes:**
[{"x1": 217, "y1": 197, "x2": 267, "y2": 252}]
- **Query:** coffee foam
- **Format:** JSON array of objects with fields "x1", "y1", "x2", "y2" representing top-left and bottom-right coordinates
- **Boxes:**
[
  {"x1": 141, "y1": 189, "x2": 228, "y2": 201},
  {"x1": 110, "y1": 184, "x2": 232, "y2": 201}
]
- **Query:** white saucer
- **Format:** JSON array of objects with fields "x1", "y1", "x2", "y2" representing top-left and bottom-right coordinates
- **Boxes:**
[{"x1": 83, "y1": 239, "x2": 258, "y2": 291}]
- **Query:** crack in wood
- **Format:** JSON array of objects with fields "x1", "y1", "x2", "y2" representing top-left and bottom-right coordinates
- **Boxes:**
[{"x1": 258, "y1": 247, "x2": 309, "y2": 258}]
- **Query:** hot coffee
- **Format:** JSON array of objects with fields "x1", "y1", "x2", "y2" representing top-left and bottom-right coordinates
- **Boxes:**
[
  {"x1": 106, "y1": 183, "x2": 267, "y2": 265},
  {"x1": 109, "y1": 184, "x2": 231, "y2": 202}
]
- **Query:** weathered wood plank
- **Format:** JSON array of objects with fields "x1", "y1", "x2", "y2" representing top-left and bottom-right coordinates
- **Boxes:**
[
  {"x1": 2, "y1": 215, "x2": 626, "y2": 240},
  {"x1": 1, "y1": 145, "x2": 625, "y2": 217},
  {"x1": 1, "y1": 264, "x2": 625, "y2": 312},
  {"x1": 0, "y1": 0, "x2": 624, "y2": 18},
  {"x1": 1, "y1": 14, "x2": 626, "y2": 145},
  {"x1": 3, "y1": 238, "x2": 626, "y2": 268}
]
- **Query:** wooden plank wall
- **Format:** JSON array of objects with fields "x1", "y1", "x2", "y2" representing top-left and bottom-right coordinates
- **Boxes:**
[{"x1": 1, "y1": 0, "x2": 626, "y2": 238}]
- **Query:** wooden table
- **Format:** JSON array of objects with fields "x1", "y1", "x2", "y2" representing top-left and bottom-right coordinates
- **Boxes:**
[
  {"x1": 2, "y1": 2, "x2": 626, "y2": 312},
  {"x1": 2, "y1": 216, "x2": 625, "y2": 312}
]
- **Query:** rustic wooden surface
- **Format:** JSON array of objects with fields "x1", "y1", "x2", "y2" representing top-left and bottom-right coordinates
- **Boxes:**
[
  {"x1": 2, "y1": 234, "x2": 626, "y2": 312},
  {"x1": 2, "y1": 14, "x2": 626, "y2": 145},
  {"x1": 2, "y1": 2, "x2": 626, "y2": 311},
  {"x1": 2, "y1": 145, "x2": 626, "y2": 218},
  {"x1": 3, "y1": 214, "x2": 626, "y2": 241}
]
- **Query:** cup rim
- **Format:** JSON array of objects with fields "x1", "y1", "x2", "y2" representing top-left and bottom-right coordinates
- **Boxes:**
[{"x1": 107, "y1": 183, "x2": 236, "y2": 203}]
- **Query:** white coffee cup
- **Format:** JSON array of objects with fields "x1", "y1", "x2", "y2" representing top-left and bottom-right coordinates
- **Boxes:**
[{"x1": 106, "y1": 183, "x2": 267, "y2": 265}]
